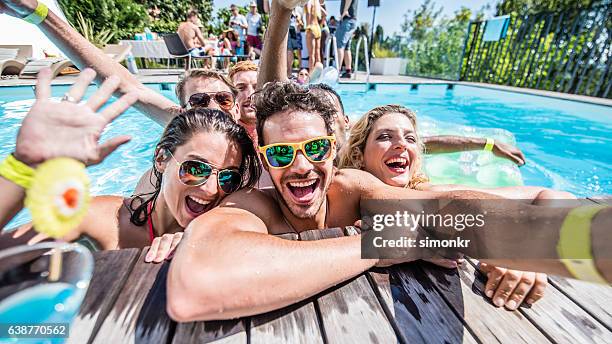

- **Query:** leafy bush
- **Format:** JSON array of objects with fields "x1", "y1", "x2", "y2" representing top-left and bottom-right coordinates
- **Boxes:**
[
  {"x1": 372, "y1": 45, "x2": 399, "y2": 58},
  {"x1": 74, "y1": 12, "x2": 114, "y2": 48},
  {"x1": 138, "y1": 0, "x2": 214, "y2": 34},
  {"x1": 58, "y1": 0, "x2": 148, "y2": 41}
]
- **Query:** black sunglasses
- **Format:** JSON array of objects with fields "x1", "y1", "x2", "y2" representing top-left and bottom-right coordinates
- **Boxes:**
[{"x1": 187, "y1": 92, "x2": 235, "y2": 110}]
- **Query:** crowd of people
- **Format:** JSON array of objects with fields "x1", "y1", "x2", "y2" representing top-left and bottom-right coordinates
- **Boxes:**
[
  {"x1": 0, "y1": 0, "x2": 610, "y2": 325},
  {"x1": 178, "y1": 0, "x2": 358, "y2": 79}
]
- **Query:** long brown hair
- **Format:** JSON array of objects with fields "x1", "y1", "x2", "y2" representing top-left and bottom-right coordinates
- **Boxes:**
[{"x1": 129, "y1": 108, "x2": 261, "y2": 226}]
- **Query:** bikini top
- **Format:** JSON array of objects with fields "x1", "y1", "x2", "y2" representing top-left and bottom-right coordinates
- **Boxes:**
[{"x1": 147, "y1": 201, "x2": 155, "y2": 243}]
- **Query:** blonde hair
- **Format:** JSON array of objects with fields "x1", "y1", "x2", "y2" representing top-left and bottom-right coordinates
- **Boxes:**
[
  {"x1": 229, "y1": 60, "x2": 258, "y2": 81},
  {"x1": 338, "y1": 105, "x2": 429, "y2": 189}
]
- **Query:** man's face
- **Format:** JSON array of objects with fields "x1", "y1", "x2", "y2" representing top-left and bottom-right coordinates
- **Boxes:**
[
  {"x1": 231, "y1": 70, "x2": 258, "y2": 126},
  {"x1": 250, "y1": 5, "x2": 257, "y2": 14},
  {"x1": 231, "y1": 6, "x2": 238, "y2": 15},
  {"x1": 262, "y1": 110, "x2": 335, "y2": 219},
  {"x1": 182, "y1": 76, "x2": 239, "y2": 120}
]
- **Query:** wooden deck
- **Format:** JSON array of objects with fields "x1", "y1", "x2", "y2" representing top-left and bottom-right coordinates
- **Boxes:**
[{"x1": 67, "y1": 225, "x2": 612, "y2": 343}]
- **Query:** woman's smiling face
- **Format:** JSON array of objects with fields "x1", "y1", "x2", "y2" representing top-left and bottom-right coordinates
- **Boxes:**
[{"x1": 362, "y1": 112, "x2": 420, "y2": 187}]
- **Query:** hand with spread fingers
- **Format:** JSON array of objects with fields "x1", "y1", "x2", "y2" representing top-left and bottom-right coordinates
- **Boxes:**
[
  {"x1": 13, "y1": 68, "x2": 137, "y2": 167},
  {"x1": 145, "y1": 232, "x2": 184, "y2": 263},
  {"x1": 480, "y1": 262, "x2": 547, "y2": 310}
]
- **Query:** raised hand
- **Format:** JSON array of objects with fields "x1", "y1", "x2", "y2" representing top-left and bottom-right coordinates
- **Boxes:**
[{"x1": 13, "y1": 68, "x2": 137, "y2": 167}]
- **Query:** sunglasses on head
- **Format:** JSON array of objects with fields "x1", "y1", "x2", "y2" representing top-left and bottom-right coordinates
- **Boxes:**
[
  {"x1": 187, "y1": 92, "x2": 235, "y2": 111},
  {"x1": 258, "y1": 136, "x2": 336, "y2": 169},
  {"x1": 167, "y1": 151, "x2": 242, "y2": 194}
]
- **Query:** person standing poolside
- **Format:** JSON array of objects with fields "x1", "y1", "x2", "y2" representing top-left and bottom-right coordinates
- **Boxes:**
[
  {"x1": 230, "y1": 4, "x2": 248, "y2": 56},
  {"x1": 336, "y1": 0, "x2": 358, "y2": 78},
  {"x1": 287, "y1": 7, "x2": 304, "y2": 78},
  {"x1": 304, "y1": 0, "x2": 323, "y2": 71},
  {"x1": 177, "y1": 10, "x2": 209, "y2": 58},
  {"x1": 246, "y1": 1, "x2": 264, "y2": 58}
]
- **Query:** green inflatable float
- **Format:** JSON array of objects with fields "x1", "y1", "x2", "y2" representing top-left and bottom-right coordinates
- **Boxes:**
[{"x1": 421, "y1": 121, "x2": 524, "y2": 188}]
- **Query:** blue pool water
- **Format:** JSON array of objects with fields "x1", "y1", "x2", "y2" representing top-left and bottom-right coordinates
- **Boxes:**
[{"x1": 1, "y1": 83, "x2": 610, "y2": 228}]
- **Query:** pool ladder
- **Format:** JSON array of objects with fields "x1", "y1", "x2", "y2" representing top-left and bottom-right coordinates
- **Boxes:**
[{"x1": 324, "y1": 34, "x2": 371, "y2": 91}]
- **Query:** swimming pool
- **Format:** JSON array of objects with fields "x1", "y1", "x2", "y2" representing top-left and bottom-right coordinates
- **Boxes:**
[{"x1": 1, "y1": 83, "x2": 610, "y2": 228}]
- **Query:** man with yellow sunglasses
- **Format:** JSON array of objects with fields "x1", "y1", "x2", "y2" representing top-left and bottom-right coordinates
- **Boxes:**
[{"x1": 166, "y1": 77, "x2": 611, "y2": 322}]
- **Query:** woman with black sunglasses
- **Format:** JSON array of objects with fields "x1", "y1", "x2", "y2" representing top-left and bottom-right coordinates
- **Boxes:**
[{"x1": 12, "y1": 108, "x2": 261, "y2": 261}]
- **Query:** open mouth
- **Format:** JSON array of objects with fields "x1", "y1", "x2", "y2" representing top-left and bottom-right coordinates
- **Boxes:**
[
  {"x1": 385, "y1": 157, "x2": 409, "y2": 174},
  {"x1": 286, "y1": 178, "x2": 320, "y2": 204},
  {"x1": 185, "y1": 195, "x2": 214, "y2": 217}
]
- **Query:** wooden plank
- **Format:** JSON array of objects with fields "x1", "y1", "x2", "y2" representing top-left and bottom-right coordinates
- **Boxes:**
[
  {"x1": 91, "y1": 248, "x2": 173, "y2": 344},
  {"x1": 250, "y1": 300, "x2": 323, "y2": 344},
  {"x1": 299, "y1": 228, "x2": 397, "y2": 344},
  {"x1": 465, "y1": 259, "x2": 612, "y2": 344},
  {"x1": 369, "y1": 264, "x2": 478, "y2": 344},
  {"x1": 422, "y1": 261, "x2": 551, "y2": 343},
  {"x1": 250, "y1": 232, "x2": 323, "y2": 343},
  {"x1": 68, "y1": 249, "x2": 140, "y2": 344},
  {"x1": 548, "y1": 276, "x2": 612, "y2": 331},
  {"x1": 173, "y1": 320, "x2": 247, "y2": 344}
]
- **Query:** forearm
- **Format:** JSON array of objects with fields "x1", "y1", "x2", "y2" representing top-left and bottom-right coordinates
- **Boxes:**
[
  {"x1": 36, "y1": 8, "x2": 177, "y2": 125},
  {"x1": 257, "y1": 1, "x2": 292, "y2": 87},
  {"x1": 168, "y1": 230, "x2": 376, "y2": 321},
  {"x1": 0, "y1": 177, "x2": 25, "y2": 228},
  {"x1": 426, "y1": 185, "x2": 574, "y2": 202},
  {"x1": 423, "y1": 135, "x2": 485, "y2": 154}
]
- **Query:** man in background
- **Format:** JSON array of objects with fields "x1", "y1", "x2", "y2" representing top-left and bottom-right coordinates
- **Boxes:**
[
  {"x1": 336, "y1": 0, "x2": 358, "y2": 78},
  {"x1": 246, "y1": 1, "x2": 264, "y2": 57},
  {"x1": 177, "y1": 10, "x2": 209, "y2": 57},
  {"x1": 230, "y1": 4, "x2": 248, "y2": 56}
]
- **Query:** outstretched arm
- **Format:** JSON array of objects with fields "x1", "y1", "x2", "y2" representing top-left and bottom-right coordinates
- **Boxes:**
[
  {"x1": 0, "y1": 68, "x2": 136, "y2": 227},
  {"x1": 361, "y1": 171, "x2": 611, "y2": 282},
  {"x1": 167, "y1": 206, "x2": 377, "y2": 321},
  {"x1": 257, "y1": 0, "x2": 300, "y2": 87},
  {"x1": 423, "y1": 135, "x2": 526, "y2": 166},
  {"x1": 0, "y1": 0, "x2": 179, "y2": 125}
]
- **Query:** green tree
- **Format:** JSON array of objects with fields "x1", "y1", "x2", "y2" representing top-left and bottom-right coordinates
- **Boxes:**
[
  {"x1": 398, "y1": 2, "x2": 475, "y2": 79},
  {"x1": 137, "y1": 0, "x2": 214, "y2": 34},
  {"x1": 495, "y1": 0, "x2": 595, "y2": 15},
  {"x1": 58, "y1": 0, "x2": 148, "y2": 41}
]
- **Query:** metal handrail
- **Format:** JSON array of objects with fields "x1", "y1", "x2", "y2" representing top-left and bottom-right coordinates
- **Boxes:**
[
  {"x1": 324, "y1": 35, "x2": 339, "y2": 69},
  {"x1": 353, "y1": 35, "x2": 370, "y2": 86}
]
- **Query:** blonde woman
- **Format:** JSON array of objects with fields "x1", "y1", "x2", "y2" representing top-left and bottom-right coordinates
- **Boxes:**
[{"x1": 338, "y1": 104, "x2": 576, "y2": 310}]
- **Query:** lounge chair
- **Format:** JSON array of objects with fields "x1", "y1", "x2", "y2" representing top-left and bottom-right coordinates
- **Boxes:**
[
  {"x1": 0, "y1": 45, "x2": 32, "y2": 76},
  {"x1": 19, "y1": 57, "x2": 78, "y2": 79},
  {"x1": 103, "y1": 44, "x2": 131, "y2": 63}
]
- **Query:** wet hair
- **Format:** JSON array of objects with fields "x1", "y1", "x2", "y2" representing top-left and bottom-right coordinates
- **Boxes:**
[
  {"x1": 175, "y1": 69, "x2": 238, "y2": 108},
  {"x1": 252, "y1": 81, "x2": 336, "y2": 146},
  {"x1": 308, "y1": 83, "x2": 345, "y2": 116},
  {"x1": 338, "y1": 105, "x2": 429, "y2": 189},
  {"x1": 129, "y1": 108, "x2": 261, "y2": 226}
]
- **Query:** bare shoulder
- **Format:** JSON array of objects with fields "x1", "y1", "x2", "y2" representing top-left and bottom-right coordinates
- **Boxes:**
[
  {"x1": 219, "y1": 188, "x2": 283, "y2": 227},
  {"x1": 78, "y1": 196, "x2": 125, "y2": 249}
]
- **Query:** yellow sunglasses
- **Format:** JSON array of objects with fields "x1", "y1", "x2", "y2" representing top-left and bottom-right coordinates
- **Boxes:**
[{"x1": 258, "y1": 136, "x2": 336, "y2": 169}]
